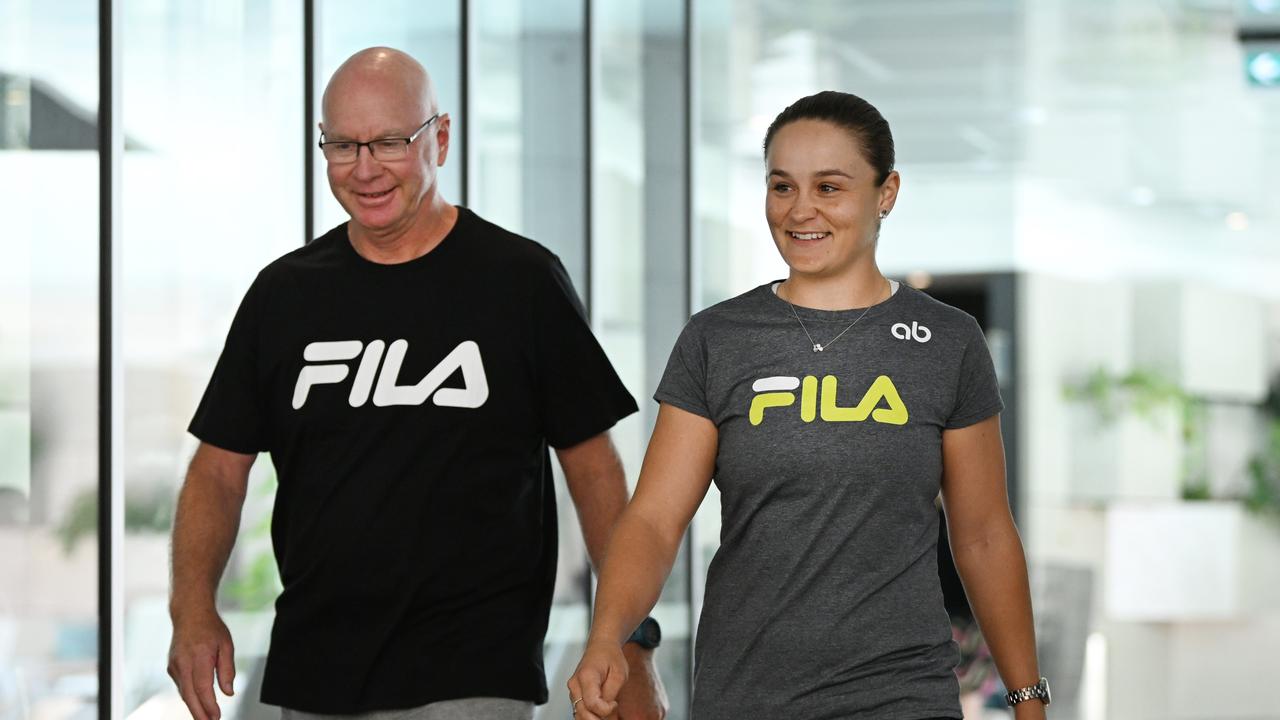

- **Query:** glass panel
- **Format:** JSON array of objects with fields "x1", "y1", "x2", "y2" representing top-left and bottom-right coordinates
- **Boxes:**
[
  {"x1": 591, "y1": 0, "x2": 692, "y2": 715},
  {"x1": 470, "y1": 0, "x2": 587, "y2": 287},
  {"x1": 0, "y1": 0, "x2": 99, "y2": 716},
  {"x1": 469, "y1": 2, "x2": 591, "y2": 717},
  {"x1": 315, "y1": 0, "x2": 462, "y2": 237},
  {"x1": 120, "y1": 1, "x2": 303, "y2": 717}
]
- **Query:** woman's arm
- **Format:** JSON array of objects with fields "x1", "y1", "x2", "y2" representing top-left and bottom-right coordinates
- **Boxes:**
[
  {"x1": 568, "y1": 403, "x2": 718, "y2": 720},
  {"x1": 940, "y1": 414, "x2": 1046, "y2": 720}
]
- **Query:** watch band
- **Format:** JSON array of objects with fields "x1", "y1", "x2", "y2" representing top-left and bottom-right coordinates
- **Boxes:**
[
  {"x1": 1004, "y1": 677, "x2": 1051, "y2": 706},
  {"x1": 625, "y1": 616, "x2": 661, "y2": 650}
]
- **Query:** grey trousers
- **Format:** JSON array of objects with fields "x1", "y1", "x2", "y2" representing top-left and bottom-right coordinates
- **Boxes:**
[{"x1": 281, "y1": 698, "x2": 535, "y2": 720}]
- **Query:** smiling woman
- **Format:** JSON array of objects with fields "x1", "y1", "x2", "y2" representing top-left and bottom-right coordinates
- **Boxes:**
[
  {"x1": 765, "y1": 119, "x2": 896, "y2": 292},
  {"x1": 762, "y1": 92, "x2": 900, "y2": 306},
  {"x1": 568, "y1": 91, "x2": 1046, "y2": 720}
]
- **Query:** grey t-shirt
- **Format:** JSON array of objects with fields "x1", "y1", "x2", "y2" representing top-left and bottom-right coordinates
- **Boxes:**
[{"x1": 655, "y1": 282, "x2": 1002, "y2": 720}]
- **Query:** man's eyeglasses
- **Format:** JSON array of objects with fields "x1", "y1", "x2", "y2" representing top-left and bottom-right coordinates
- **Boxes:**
[{"x1": 318, "y1": 114, "x2": 439, "y2": 164}]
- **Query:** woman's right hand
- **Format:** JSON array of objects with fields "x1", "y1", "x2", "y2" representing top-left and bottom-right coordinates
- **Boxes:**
[{"x1": 567, "y1": 637, "x2": 630, "y2": 720}]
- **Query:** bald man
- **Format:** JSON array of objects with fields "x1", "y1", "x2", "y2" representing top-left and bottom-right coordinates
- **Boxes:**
[{"x1": 168, "y1": 47, "x2": 668, "y2": 720}]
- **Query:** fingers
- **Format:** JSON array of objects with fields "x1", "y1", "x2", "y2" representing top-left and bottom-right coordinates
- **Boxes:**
[
  {"x1": 170, "y1": 657, "x2": 210, "y2": 720},
  {"x1": 567, "y1": 667, "x2": 616, "y2": 720},
  {"x1": 216, "y1": 636, "x2": 236, "y2": 696},
  {"x1": 168, "y1": 611, "x2": 233, "y2": 720},
  {"x1": 570, "y1": 653, "x2": 629, "y2": 717},
  {"x1": 600, "y1": 662, "x2": 627, "y2": 714},
  {"x1": 193, "y1": 651, "x2": 223, "y2": 720},
  {"x1": 565, "y1": 675, "x2": 593, "y2": 720}
]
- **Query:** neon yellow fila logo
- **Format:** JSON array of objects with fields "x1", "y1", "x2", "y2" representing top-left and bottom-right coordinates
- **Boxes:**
[
  {"x1": 749, "y1": 375, "x2": 908, "y2": 426},
  {"x1": 292, "y1": 340, "x2": 488, "y2": 409}
]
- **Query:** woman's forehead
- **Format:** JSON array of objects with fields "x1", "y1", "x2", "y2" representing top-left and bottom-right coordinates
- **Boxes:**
[{"x1": 768, "y1": 124, "x2": 869, "y2": 171}]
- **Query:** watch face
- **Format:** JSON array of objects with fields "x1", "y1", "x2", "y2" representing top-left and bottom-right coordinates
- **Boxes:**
[
  {"x1": 1041, "y1": 678, "x2": 1052, "y2": 705},
  {"x1": 642, "y1": 617, "x2": 661, "y2": 646}
]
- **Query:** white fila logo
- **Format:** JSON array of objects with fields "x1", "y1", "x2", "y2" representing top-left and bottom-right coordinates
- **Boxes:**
[
  {"x1": 292, "y1": 340, "x2": 489, "y2": 410},
  {"x1": 891, "y1": 322, "x2": 931, "y2": 343}
]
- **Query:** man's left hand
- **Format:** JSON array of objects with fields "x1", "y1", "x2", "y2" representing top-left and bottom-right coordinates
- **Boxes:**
[{"x1": 613, "y1": 643, "x2": 668, "y2": 720}]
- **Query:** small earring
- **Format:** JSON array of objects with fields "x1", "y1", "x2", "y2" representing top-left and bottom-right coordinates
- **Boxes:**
[{"x1": 879, "y1": 210, "x2": 889, "y2": 219}]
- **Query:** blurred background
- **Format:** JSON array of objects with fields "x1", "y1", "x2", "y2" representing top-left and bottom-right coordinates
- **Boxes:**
[{"x1": 2, "y1": 0, "x2": 1278, "y2": 718}]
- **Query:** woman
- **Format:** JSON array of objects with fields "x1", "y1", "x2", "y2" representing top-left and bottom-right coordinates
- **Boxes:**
[{"x1": 569, "y1": 91, "x2": 1047, "y2": 720}]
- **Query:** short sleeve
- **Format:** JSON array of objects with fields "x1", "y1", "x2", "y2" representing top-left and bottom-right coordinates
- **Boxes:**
[
  {"x1": 533, "y1": 255, "x2": 638, "y2": 448},
  {"x1": 653, "y1": 316, "x2": 712, "y2": 420},
  {"x1": 188, "y1": 274, "x2": 271, "y2": 454},
  {"x1": 945, "y1": 316, "x2": 1004, "y2": 429}
]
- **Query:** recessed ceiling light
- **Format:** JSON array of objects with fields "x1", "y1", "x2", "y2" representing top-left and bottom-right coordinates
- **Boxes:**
[
  {"x1": 1248, "y1": 52, "x2": 1280, "y2": 86},
  {"x1": 1226, "y1": 212, "x2": 1249, "y2": 231}
]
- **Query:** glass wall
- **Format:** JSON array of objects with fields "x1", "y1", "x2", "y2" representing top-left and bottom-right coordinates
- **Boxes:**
[
  {"x1": 120, "y1": 1, "x2": 303, "y2": 716},
  {"x1": 0, "y1": 0, "x2": 100, "y2": 717}
]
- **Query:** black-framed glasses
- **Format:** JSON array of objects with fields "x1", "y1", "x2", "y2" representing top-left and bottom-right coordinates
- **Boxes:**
[{"x1": 318, "y1": 113, "x2": 439, "y2": 163}]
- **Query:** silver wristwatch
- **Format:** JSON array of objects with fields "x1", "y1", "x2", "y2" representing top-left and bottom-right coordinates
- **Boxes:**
[{"x1": 1004, "y1": 677, "x2": 1051, "y2": 706}]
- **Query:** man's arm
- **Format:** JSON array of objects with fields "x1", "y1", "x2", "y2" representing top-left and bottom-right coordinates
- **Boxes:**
[
  {"x1": 556, "y1": 433, "x2": 628, "y2": 571},
  {"x1": 940, "y1": 415, "x2": 1045, "y2": 720},
  {"x1": 556, "y1": 431, "x2": 669, "y2": 720},
  {"x1": 168, "y1": 442, "x2": 255, "y2": 720}
]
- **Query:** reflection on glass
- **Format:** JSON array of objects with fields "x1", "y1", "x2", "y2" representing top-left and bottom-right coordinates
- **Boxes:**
[
  {"x1": 121, "y1": 1, "x2": 302, "y2": 717},
  {"x1": 0, "y1": 0, "x2": 99, "y2": 717}
]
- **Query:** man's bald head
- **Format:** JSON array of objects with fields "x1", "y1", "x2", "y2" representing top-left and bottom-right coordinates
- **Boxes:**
[
  {"x1": 321, "y1": 47, "x2": 437, "y2": 126},
  {"x1": 319, "y1": 47, "x2": 452, "y2": 239}
]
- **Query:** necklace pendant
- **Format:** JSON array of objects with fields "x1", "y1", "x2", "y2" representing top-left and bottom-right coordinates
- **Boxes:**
[{"x1": 813, "y1": 343, "x2": 824, "y2": 352}]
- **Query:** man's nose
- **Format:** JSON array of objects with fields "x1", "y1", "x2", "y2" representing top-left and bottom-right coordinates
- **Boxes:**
[{"x1": 351, "y1": 144, "x2": 383, "y2": 180}]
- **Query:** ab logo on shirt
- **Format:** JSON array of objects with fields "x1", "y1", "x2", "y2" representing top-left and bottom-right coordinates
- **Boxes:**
[
  {"x1": 292, "y1": 339, "x2": 489, "y2": 410},
  {"x1": 749, "y1": 374, "x2": 908, "y2": 426}
]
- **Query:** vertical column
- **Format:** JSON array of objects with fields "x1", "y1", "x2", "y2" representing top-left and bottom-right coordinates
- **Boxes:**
[
  {"x1": 459, "y1": 0, "x2": 470, "y2": 207},
  {"x1": 97, "y1": 0, "x2": 124, "y2": 716},
  {"x1": 304, "y1": 0, "x2": 315, "y2": 244}
]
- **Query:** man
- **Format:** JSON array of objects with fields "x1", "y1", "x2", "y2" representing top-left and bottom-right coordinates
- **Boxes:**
[{"x1": 167, "y1": 47, "x2": 668, "y2": 720}]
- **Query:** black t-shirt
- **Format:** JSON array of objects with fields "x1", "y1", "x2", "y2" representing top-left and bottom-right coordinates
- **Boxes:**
[{"x1": 188, "y1": 207, "x2": 637, "y2": 713}]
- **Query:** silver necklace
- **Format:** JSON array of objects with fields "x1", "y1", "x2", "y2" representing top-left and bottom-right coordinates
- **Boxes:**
[{"x1": 780, "y1": 282, "x2": 884, "y2": 353}]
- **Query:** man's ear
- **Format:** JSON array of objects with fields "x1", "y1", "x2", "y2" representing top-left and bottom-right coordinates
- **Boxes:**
[{"x1": 434, "y1": 113, "x2": 451, "y2": 166}]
